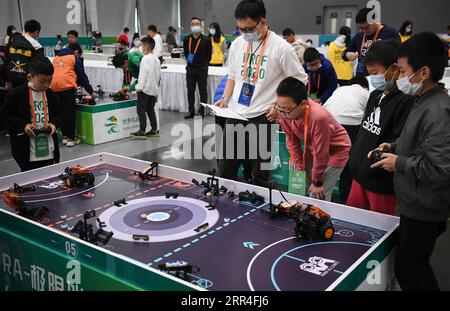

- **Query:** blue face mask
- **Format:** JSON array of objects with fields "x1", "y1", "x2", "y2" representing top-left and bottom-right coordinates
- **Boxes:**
[
  {"x1": 370, "y1": 67, "x2": 393, "y2": 90},
  {"x1": 243, "y1": 31, "x2": 260, "y2": 43}
]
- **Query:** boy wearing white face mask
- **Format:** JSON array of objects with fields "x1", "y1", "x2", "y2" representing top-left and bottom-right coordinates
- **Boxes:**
[
  {"x1": 183, "y1": 17, "x2": 212, "y2": 119},
  {"x1": 372, "y1": 33, "x2": 450, "y2": 291},
  {"x1": 346, "y1": 40, "x2": 414, "y2": 216}
]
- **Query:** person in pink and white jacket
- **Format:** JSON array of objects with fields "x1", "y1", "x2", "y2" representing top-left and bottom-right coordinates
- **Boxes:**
[{"x1": 275, "y1": 77, "x2": 351, "y2": 201}]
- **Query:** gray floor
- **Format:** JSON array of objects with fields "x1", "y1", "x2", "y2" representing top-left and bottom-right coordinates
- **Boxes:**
[{"x1": 0, "y1": 110, "x2": 448, "y2": 290}]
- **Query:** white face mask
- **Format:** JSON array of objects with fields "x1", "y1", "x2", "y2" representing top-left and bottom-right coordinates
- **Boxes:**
[
  {"x1": 209, "y1": 28, "x2": 216, "y2": 36},
  {"x1": 405, "y1": 26, "x2": 412, "y2": 34},
  {"x1": 191, "y1": 25, "x2": 202, "y2": 34},
  {"x1": 243, "y1": 31, "x2": 260, "y2": 43},
  {"x1": 336, "y1": 35, "x2": 346, "y2": 46},
  {"x1": 396, "y1": 71, "x2": 424, "y2": 96}
]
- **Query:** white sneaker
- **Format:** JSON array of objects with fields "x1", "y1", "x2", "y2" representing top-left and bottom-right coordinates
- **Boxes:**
[
  {"x1": 62, "y1": 137, "x2": 68, "y2": 145},
  {"x1": 66, "y1": 139, "x2": 81, "y2": 147}
]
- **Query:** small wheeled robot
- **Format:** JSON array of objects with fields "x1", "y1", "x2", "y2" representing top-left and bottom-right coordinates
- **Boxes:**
[
  {"x1": 71, "y1": 210, "x2": 113, "y2": 246},
  {"x1": 238, "y1": 190, "x2": 265, "y2": 205},
  {"x1": 134, "y1": 162, "x2": 159, "y2": 181},
  {"x1": 158, "y1": 261, "x2": 200, "y2": 280},
  {"x1": 269, "y1": 201, "x2": 302, "y2": 219},
  {"x1": 3, "y1": 183, "x2": 49, "y2": 221},
  {"x1": 81, "y1": 96, "x2": 96, "y2": 106},
  {"x1": 59, "y1": 166, "x2": 95, "y2": 188},
  {"x1": 109, "y1": 92, "x2": 129, "y2": 101},
  {"x1": 3, "y1": 183, "x2": 36, "y2": 210},
  {"x1": 293, "y1": 204, "x2": 334, "y2": 243},
  {"x1": 96, "y1": 85, "x2": 105, "y2": 98}
]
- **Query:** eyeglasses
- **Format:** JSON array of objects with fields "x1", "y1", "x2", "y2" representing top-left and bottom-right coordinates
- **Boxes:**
[
  {"x1": 275, "y1": 103, "x2": 299, "y2": 115},
  {"x1": 238, "y1": 20, "x2": 261, "y2": 34}
]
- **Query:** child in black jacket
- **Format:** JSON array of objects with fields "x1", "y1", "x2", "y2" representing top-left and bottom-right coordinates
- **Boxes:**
[
  {"x1": 347, "y1": 40, "x2": 414, "y2": 215},
  {"x1": 0, "y1": 56, "x2": 62, "y2": 172}
]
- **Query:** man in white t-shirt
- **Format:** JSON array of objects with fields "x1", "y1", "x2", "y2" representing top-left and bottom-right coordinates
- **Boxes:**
[
  {"x1": 148, "y1": 25, "x2": 163, "y2": 58},
  {"x1": 216, "y1": 0, "x2": 308, "y2": 186},
  {"x1": 322, "y1": 76, "x2": 370, "y2": 200}
]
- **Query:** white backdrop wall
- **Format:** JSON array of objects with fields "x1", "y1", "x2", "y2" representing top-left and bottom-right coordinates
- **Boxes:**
[
  {"x1": 138, "y1": 0, "x2": 179, "y2": 36},
  {"x1": 18, "y1": 0, "x2": 86, "y2": 37},
  {"x1": 96, "y1": 0, "x2": 137, "y2": 36},
  {"x1": 0, "y1": 0, "x2": 21, "y2": 39}
]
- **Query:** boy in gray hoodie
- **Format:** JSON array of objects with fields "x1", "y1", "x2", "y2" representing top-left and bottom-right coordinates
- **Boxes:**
[{"x1": 372, "y1": 32, "x2": 450, "y2": 291}]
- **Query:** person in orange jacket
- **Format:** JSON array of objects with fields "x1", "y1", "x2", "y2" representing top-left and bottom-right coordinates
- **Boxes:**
[{"x1": 51, "y1": 43, "x2": 95, "y2": 147}]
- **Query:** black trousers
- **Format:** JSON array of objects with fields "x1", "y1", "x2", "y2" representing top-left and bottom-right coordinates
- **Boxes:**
[
  {"x1": 395, "y1": 215, "x2": 448, "y2": 291},
  {"x1": 215, "y1": 116, "x2": 252, "y2": 181},
  {"x1": 186, "y1": 66, "x2": 208, "y2": 115},
  {"x1": 20, "y1": 159, "x2": 57, "y2": 172},
  {"x1": 55, "y1": 89, "x2": 77, "y2": 140},
  {"x1": 219, "y1": 114, "x2": 273, "y2": 187},
  {"x1": 339, "y1": 124, "x2": 360, "y2": 201},
  {"x1": 137, "y1": 92, "x2": 157, "y2": 132}
]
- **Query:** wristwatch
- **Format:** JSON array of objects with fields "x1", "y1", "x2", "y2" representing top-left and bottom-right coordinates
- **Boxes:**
[{"x1": 313, "y1": 181, "x2": 323, "y2": 187}]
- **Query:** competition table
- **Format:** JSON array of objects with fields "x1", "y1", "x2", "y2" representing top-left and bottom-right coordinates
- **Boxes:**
[
  {"x1": 0, "y1": 153, "x2": 399, "y2": 291},
  {"x1": 159, "y1": 64, "x2": 228, "y2": 113},
  {"x1": 82, "y1": 60, "x2": 123, "y2": 92},
  {"x1": 75, "y1": 93, "x2": 157, "y2": 145},
  {"x1": 83, "y1": 53, "x2": 115, "y2": 62}
]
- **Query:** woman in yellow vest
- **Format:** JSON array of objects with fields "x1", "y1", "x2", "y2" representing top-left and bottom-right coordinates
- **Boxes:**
[
  {"x1": 209, "y1": 23, "x2": 226, "y2": 67},
  {"x1": 327, "y1": 26, "x2": 353, "y2": 86},
  {"x1": 399, "y1": 21, "x2": 413, "y2": 43}
]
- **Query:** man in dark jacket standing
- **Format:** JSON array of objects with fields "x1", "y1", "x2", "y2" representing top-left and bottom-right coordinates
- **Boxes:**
[
  {"x1": 372, "y1": 33, "x2": 450, "y2": 291},
  {"x1": 0, "y1": 56, "x2": 62, "y2": 172},
  {"x1": 4, "y1": 19, "x2": 44, "y2": 88},
  {"x1": 183, "y1": 17, "x2": 212, "y2": 119},
  {"x1": 303, "y1": 47, "x2": 338, "y2": 105},
  {"x1": 342, "y1": 8, "x2": 400, "y2": 76}
]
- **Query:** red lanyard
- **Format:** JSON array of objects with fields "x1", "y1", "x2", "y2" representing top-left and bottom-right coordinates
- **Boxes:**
[
  {"x1": 308, "y1": 73, "x2": 321, "y2": 95},
  {"x1": 290, "y1": 105, "x2": 309, "y2": 170},
  {"x1": 124, "y1": 69, "x2": 131, "y2": 84},
  {"x1": 242, "y1": 31, "x2": 270, "y2": 83},
  {"x1": 29, "y1": 87, "x2": 49, "y2": 128},
  {"x1": 360, "y1": 25, "x2": 383, "y2": 54},
  {"x1": 189, "y1": 37, "x2": 202, "y2": 54}
]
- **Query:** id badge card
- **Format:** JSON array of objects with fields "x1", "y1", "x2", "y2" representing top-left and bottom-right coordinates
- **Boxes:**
[
  {"x1": 35, "y1": 135, "x2": 50, "y2": 158},
  {"x1": 309, "y1": 93, "x2": 318, "y2": 100},
  {"x1": 238, "y1": 82, "x2": 255, "y2": 107},
  {"x1": 288, "y1": 166, "x2": 307, "y2": 196},
  {"x1": 187, "y1": 53, "x2": 195, "y2": 64},
  {"x1": 356, "y1": 61, "x2": 365, "y2": 75}
]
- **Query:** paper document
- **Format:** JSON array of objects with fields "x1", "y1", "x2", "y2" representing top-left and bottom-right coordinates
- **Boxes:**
[{"x1": 200, "y1": 103, "x2": 248, "y2": 121}]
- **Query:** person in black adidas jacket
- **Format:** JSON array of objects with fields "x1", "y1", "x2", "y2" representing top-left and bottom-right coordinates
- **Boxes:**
[{"x1": 347, "y1": 40, "x2": 414, "y2": 215}]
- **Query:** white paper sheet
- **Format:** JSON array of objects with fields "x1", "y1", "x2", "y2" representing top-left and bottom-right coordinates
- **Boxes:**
[{"x1": 200, "y1": 103, "x2": 249, "y2": 121}]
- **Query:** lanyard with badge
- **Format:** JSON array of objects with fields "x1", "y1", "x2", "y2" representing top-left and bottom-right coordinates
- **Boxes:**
[
  {"x1": 29, "y1": 87, "x2": 50, "y2": 158},
  {"x1": 308, "y1": 73, "x2": 321, "y2": 100},
  {"x1": 288, "y1": 105, "x2": 309, "y2": 196},
  {"x1": 238, "y1": 31, "x2": 270, "y2": 107},
  {"x1": 356, "y1": 25, "x2": 383, "y2": 75},
  {"x1": 187, "y1": 36, "x2": 202, "y2": 64}
]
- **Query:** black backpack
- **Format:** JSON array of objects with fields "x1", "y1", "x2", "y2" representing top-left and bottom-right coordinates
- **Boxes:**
[{"x1": 5, "y1": 33, "x2": 39, "y2": 86}]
